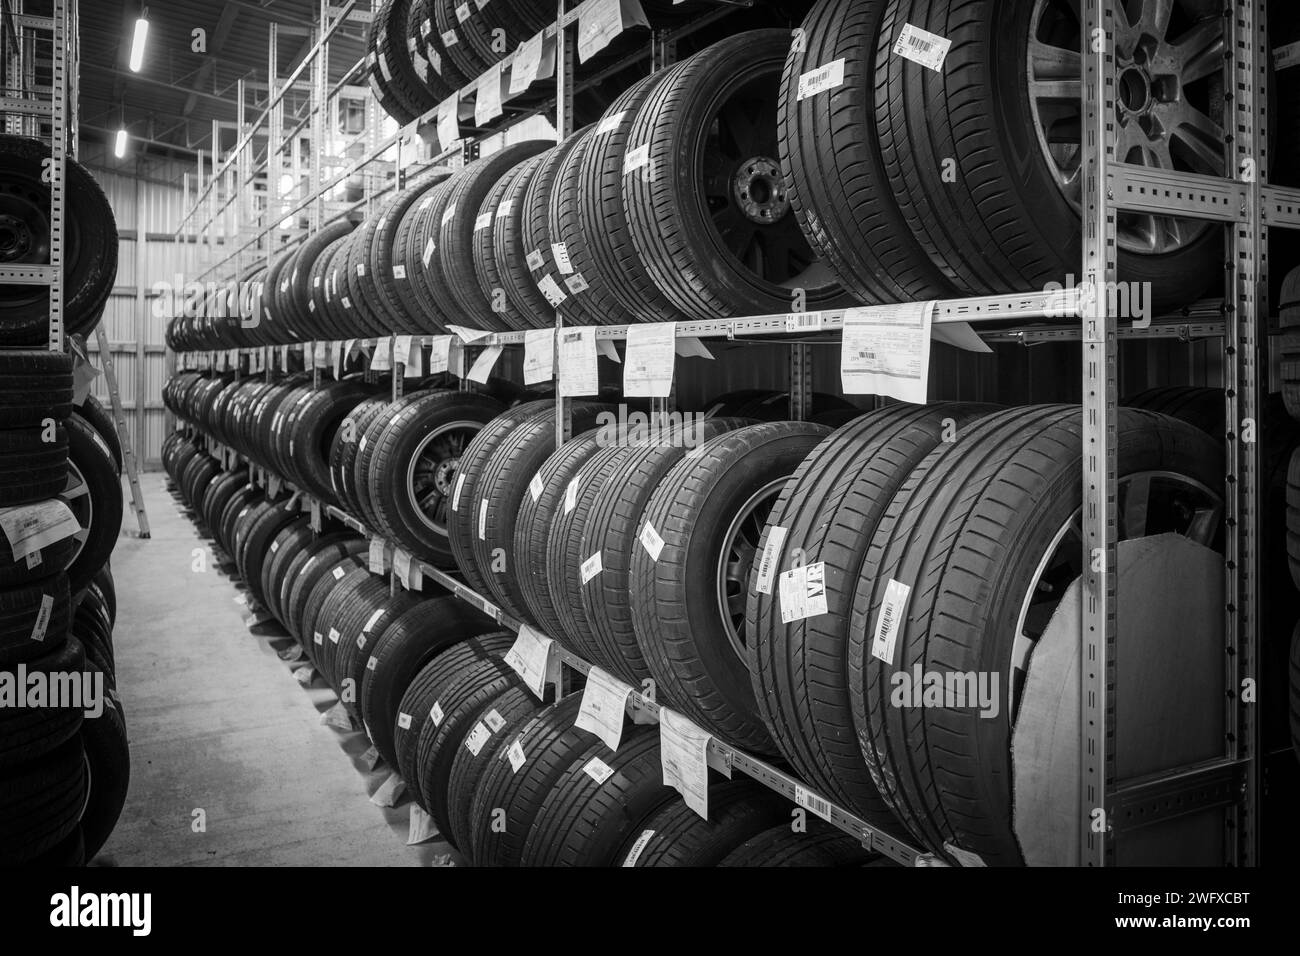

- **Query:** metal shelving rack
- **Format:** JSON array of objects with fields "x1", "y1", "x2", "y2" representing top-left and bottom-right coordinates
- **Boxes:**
[
  {"x1": 0, "y1": 0, "x2": 74, "y2": 353},
  {"x1": 168, "y1": 0, "x2": 1300, "y2": 866}
]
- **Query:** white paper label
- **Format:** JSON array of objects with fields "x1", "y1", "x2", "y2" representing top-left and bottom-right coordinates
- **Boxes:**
[
  {"x1": 503, "y1": 624, "x2": 556, "y2": 699},
  {"x1": 423, "y1": 237, "x2": 437, "y2": 267},
  {"x1": 795, "y1": 784, "x2": 833, "y2": 822},
  {"x1": 597, "y1": 110, "x2": 627, "y2": 136},
  {"x1": 455, "y1": 2, "x2": 471, "y2": 22},
  {"x1": 441, "y1": 29, "x2": 458, "y2": 47},
  {"x1": 467, "y1": 344, "x2": 504, "y2": 384},
  {"x1": 328, "y1": 628, "x2": 340, "y2": 644},
  {"x1": 29, "y1": 593, "x2": 53, "y2": 642},
  {"x1": 870, "y1": 578, "x2": 911, "y2": 665},
  {"x1": 524, "y1": 328, "x2": 556, "y2": 385},
  {"x1": 397, "y1": 712, "x2": 413, "y2": 730},
  {"x1": 1276, "y1": 41, "x2": 1300, "y2": 71},
  {"x1": 785, "y1": 311, "x2": 824, "y2": 332},
  {"x1": 639, "y1": 522, "x2": 664, "y2": 562},
  {"x1": 623, "y1": 143, "x2": 650, "y2": 176},
  {"x1": 465, "y1": 721, "x2": 491, "y2": 755},
  {"x1": 583, "y1": 756, "x2": 615, "y2": 785},
  {"x1": 564, "y1": 273, "x2": 589, "y2": 295},
  {"x1": 371, "y1": 337, "x2": 393, "y2": 372},
  {"x1": 496, "y1": 198, "x2": 514, "y2": 219},
  {"x1": 363, "y1": 608, "x2": 385, "y2": 634},
  {"x1": 893, "y1": 23, "x2": 952, "y2": 72},
  {"x1": 0, "y1": 500, "x2": 80, "y2": 559},
  {"x1": 622, "y1": 829, "x2": 655, "y2": 867},
  {"x1": 442, "y1": 202, "x2": 457, "y2": 227},
  {"x1": 659, "y1": 708, "x2": 711, "y2": 819},
  {"x1": 428, "y1": 336, "x2": 452, "y2": 375},
  {"x1": 623, "y1": 322, "x2": 676, "y2": 398},
  {"x1": 563, "y1": 477, "x2": 580, "y2": 514},
  {"x1": 576, "y1": 666, "x2": 634, "y2": 751},
  {"x1": 753, "y1": 525, "x2": 787, "y2": 595},
  {"x1": 580, "y1": 551, "x2": 603, "y2": 584},
  {"x1": 368, "y1": 537, "x2": 387, "y2": 574},
  {"x1": 526, "y1": 249, "x2": 546, "y2": 272},
  {"x1": 841, "y1": 302, "x2": 934, "y2": 403},
  {"x1": 537, "y1": 274, "x2": 568, "y2": 307},
  {"x1": 558, "y1": 327, "x2": 599, "y2": 397},
  {"x1": 507, "y1": 739, "x2": 526, "y2": 772},
  {"x1": 452, "y1": 473, "x2": 466, "y2": 511},
  {"x1": 474, "y1": 212, "x2": 493, "y2": 232},
  {"x1": 778, "y1": 561, "x2": 829, "y2": 623},
  {"x1": 510, "y1": 31, "x2": 545, "y2": 95},
  {"x1": 484, "y1": 709, "x2": 506, "y2": 733},
  {"x1": 944, "y1": 843, "x2": 988, "y2": 867},
  {"x1": 528, "y1": 472, "x2": 545, "y2": 502},
  {"x1": 797, "y1": 59, "x2": 846, "y2": 100},
  {"x1": 430, "y1": 701, "x2": 444, "y2": 726},
  {"x1": 478, "y1": 498, "x2": 489, "y2": 540},
  {"x1": 578, "y1": 0, "x2": 645, "y2": 63},
  {"x1": 551, "y1": 242, "x2": 574, "y2": 275},
  {"x1": 356, "y1": 263, "x2": 366, "y2": 278},
  {"x1": 438, "y1": 96, "x2": 459, "y2": 147},
  {"x1": 332, "y1": 565, "x2": 346, "y2": 581},
  {"x1": 393, "y1": 264, "x2": 407, "y2": 280},
  {"x1": 475, "y1": 62, "x2": 504, "y2": 126}
]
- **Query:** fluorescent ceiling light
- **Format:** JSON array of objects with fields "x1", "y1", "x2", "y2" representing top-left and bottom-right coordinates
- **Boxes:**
[
  {"x1": 115, "y1": 129, "x2": 128, "y2": 158},
  {"x1": 129, "y1": 16, "x2": 149, "y2": 72}
]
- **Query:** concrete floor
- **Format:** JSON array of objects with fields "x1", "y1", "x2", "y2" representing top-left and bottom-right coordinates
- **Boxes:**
[{"x1": 95, "y1": 472, "x2": 456, "y2": 867}]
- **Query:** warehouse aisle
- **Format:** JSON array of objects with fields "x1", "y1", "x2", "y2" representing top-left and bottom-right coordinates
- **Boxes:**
[{"x1": 95, "y1": 472, "x2": 444, "y2": 867}]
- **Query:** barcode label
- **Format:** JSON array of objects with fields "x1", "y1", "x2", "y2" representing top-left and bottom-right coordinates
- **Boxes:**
[
  {"x1": 624, "y1": 143, "x2": 650, "y2": 175},
  {"x1": 797, "y1": 59, "x2": 846, "y2": 100},
  {"x1": 580, "y1": 552, "x2": 603, "y2": 584},
  {"x1": 871, "y1": 578, "x2": 912, "y2": 664},
  {"x1": 507, "y1": 740, "x2": 526, "y2": 772},
  {"x1": 397, "y1": 713, "x2": 412, "y2": 730},
  {"x1": 475, "y1": 212, "x2": 493, "y2": 232},
  {"x1": 639, "y1": 522, "x2": 664, "y2": 561},
  {"x1": 753, "y1": 526, "x2": 787, "y2": 595},
  {"x1": 795, "y1": 784, "x2": 832, "y2": 822},
  {"x1": 526, "y1": 249, "x2": 546, "y2": 272},
  {"x1": 565, "y1": 273, "x2": 589, "y2": 294},
  {"x1": 551, "y1": 242, "x2": 573, "y2": 275},
  {"x1": 893, "y1": 23, "x2": 951, "y2": 72}
]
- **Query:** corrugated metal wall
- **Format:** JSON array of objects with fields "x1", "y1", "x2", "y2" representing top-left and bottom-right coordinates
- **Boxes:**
[{"x1": 79, "y1": 143, "x2": 195, "y2": 471}]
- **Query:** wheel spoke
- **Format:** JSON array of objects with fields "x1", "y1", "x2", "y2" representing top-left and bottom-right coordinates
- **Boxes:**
[
  {"x1": 62, "y1": 476, "x2": 89, "y2": 501},
  {"x1": 1166, "y1": 102, "x2": 1225, "y2": 173},
  {"x1": 1169, "y1": 19, "x2": 1224, "y2": 84},
  {"x1": 1122, "y1": 472, "x2": 1152, "y2": 538},
  {"x1": 1134, "y1": 0, "x2": 1175, "y2": 39},
  {"x1": 1029, "y1": 39, "x2": 1082, "y2": 103}
]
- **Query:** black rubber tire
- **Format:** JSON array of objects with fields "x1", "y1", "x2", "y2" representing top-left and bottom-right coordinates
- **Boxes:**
[
  {"x1": 79, "y1": 671, "x2": 130, "y2": 861},
  {"x1": 0, "y1": 135, "x2": 118, "y2": 345},
  {"x1": 717, "y1": 820, "x2": 884, "y2": 867},
  {"x1": 848, "y1": 406, "x2": 1223, "y2": 865},
  {"x1": 0, "y1": 350, "x2": 73, "y2": 428},
  {"x1": 1290, "y1": 448, "x2": 1300, "y2": 593},
  {"x1": 443, "y1": 683, "x2": 543, "y2": 854},
  {"x1": 614, "y1": 779, "x2": 791, "y2": 866},
  {"x1": 336, "y1": 588, "x2": 419, "y2": 721},
  {"x1": 0, "y1": 422, "x2": 68, "y2": 506},
  {"x1": 300, "y1": 556, "x2": 367, "y2": 670},
  {"x1": 358, "y1": 596, "x2": 497, "y2": 767},
  {"x1": 76, "y1": 396, "x2": 124, "y2": 476},
  {"x1": 0, "y1": 635, "x2": 84, "y2": 770},
  {"x1": 514, "y1": 429, "x2": 605, "y2": 637},
  {"x1": 0, "y1": 736, "x2": 88, "y2": 865},
  {"x1": 473, "y1": 402, "x2": 612, "y2": 619},
  {"x1": 366, "y1": 390, "x2": 506, "y2": 567},
  {"x1": 520, "y1": 727, "x2": 676, "y2": 867},
  {"x1": 467, "y1": 695, "x2": 590, "y2": 867},
  {"x1": 577, "y1": 70, "x2": 681, "y2": 324},
  {"x1": 90, "y1": 562, "x2": 116, "y2": 627},
  {"x1": 441, "y1": 140, "x2": 553, "y2": 331},
  {"x1": 492, "y1": 153, "x2": 553, "y2": 327},
  {"x1": 630, "y1": 422, "x2": 831, "y2": 753},
  {"x1": 472, "y1": 157, "x2": 536, "y2": 332},
  {"x1": 623, "y1": 31, "x2": 853, "y2": 320},
  {"x1": 580, "y1": 417, "x2": 751, "y2": 684},
  {"x1": 284, "y1": 536, "x2": 366, "y2": 646},
  {"x1": 0, "y1": 573, "x2": 71, "y2": 667},
  {"x1": 407, "y1": 635, "x2": 520, "y2": 835},
  {"x1": 63, "y1": 413, "x2": 124, "y2": 596},
  {"x1": 1291, "y1": 621, "x2": 1300, "y2": 765},
  {"x1": 748, "y1": 403, "x2": 995, "y2": 822},
  {"x1": 867, "y1": 0, "x2": 1221, "y2": 311},
  {"x1": 449, "y1": 399, "x2": 555, "y2": 592},
  {"x1": 237, "y1": 503, "x2": 301, "y2": 606},
  {"x1": 0, "y1": 517, "x2": 75, "y2": 590}
]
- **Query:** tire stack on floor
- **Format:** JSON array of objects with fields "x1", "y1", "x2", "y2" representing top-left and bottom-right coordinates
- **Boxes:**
[{"x1": 0, "y1": 134, "x2": 129, "y2": 867}]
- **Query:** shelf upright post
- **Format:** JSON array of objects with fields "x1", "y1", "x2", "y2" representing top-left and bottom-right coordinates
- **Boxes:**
[
  {"x1": 47, "y1": 0, "x2": 68, "y2": 352},
  {"x1": 3, "y1": 1, "x2": 20, "y2": 137},
  {"x1": 1226, "y1": 0, "x2": 1265, "y2": 866},
  {"x1": 555, "y1": 0, "x2": 575, "y2": 443},
  {"x1": 268, "y1": 21, "x2": 280, "y2": 299},
  {"x1": 1078, "y1": 0, "x2": 1119, "y2": 867},
  {"x1": 67, "y1": 0, "x2": 78, "y2": 158}
]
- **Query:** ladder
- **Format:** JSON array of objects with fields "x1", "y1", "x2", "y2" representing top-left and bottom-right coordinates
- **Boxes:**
[{"x1": 92, "y1": 325, "x2": 151, "y2": 539}]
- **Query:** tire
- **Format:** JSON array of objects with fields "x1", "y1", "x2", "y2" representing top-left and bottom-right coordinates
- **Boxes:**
[
  {"x1": 1291, "y1": 621, "x2": 1300, "y2": 765},
  {"x1": 467, "y1": 696, "x2": 590, "y2": 867},
  {"x1": 0, "y1": 350, "x2": 73, "y2": 428},
  {"x1": 372, "y1": 174, "x2": 452, "y2": 332},
  {"x1": 63, "y1": 413, "x2": 124, "y2": 595},
  {"x1": 472, "y1": 157, "x2": 537, "y2": 332},
  {"x1": 407, "y1": 635, "x2": 520, "y2": 834},
  {"x1": 630, "y1": 422, "x2": 831, "y2": 752},
  {"x1": 0, "y1": 135, "x2": 118, "y2": 345},
  {"x1": 868, "y1": 0, "x2": 1221, "y2": 311},
  {"x1": 492, "y1": 154, "x2": 553, "y2": 327},
  {"x1": 847, "y1": 406, "x2": 1223, "y2": 865},
  {"x1": 443, "y1": 683, "x2": 543, "y2": 854},
  {"x1": 450, "y1": 399, "x2": 555, "y2": 592},
  {"x1": 0, "y1": 573, "x2": 71, "y2": 667},
  {"x1": 237, "y1": 503, "x2": 301, "y2": 606},
  {"x1": 74, "y1": 392, "x2": 122, "y2": 476},
  {"x1": 306, "y1": 566, "x2": 380, "y2": 691},
  {"x1": 335, "y1": 588, "x2": 420, "y2": 721},
  {"x1": 80, "y1": 674, "x2": 130, "y2": 861},
  {"x1": 0, "y1": 736, "x2": 88, "y2": 865},
  {"x1": 284, "y1": 537, "x2": 366, "y2": 646},
  {"x1": 366, "y1": 390, "x2": 507, "y2": 567},
  {"x1": 90, "y1": 563, "x2": 116, "y2": 627},
  {"x1": 520, "y1": 727, "x2": 676, "y2": 867},
  {"x1": 623, "y1": 32, "x2": 853, "y2": 320},
  {"x1": 514, "y1": 429, "x2": 605, "y2": 637},
  {"x1": 0, "y1": 422, "x2": 68, "y2": 506},
  {"x1": 614, "y1": 779, "x2": 791, "y2": 866},
  {"x1": 358, "y1": 597, "x2": 498, "y2": 767},
  {"x1": 717, "y1": 820, "x2": 884, "y2": 867},
  {"x1": 0, "y1": 517, "x2": 75, "y2": 590},
  {"x1": 0, "y1": 635, "x2": 84, "y2": 769},
  {"x1": 300, "y1": 557, "x2": 367, "y2": 671},
  {"x1": 748, "y1": 403, "x2": 995, "y2": 821},
  {"x1": 441, "y1": 141, "x2": 553, "y2": 331},
  {"x1": 580, "y1": 417, "x2": 752, "y2": 683},
  {"x1": 472, "y1": 402, "x2": 611, "y2": 620}
]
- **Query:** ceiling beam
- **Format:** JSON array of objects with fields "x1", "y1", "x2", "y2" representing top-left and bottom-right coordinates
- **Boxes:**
[{"x1": 83, "y1": 62, "x2": 245, "y2": 112}]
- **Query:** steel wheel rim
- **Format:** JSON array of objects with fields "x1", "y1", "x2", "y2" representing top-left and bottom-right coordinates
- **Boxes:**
[
  {"x1": 405, "y1": 421, "x2": 478, "y2": 535},
  {"x1": 694, "y1": 66, "x2": 827, "y2": 290},
  {"x1": 61, "y1": 459, "x2": 94, "y2": 566},
  {"x1": 1009, "y1": 469, "x2": 1222, "y2": 722},
  {"x1": 1027, "y1": 0, "x2": 1225, "y2": 255},
  {"x1": 716, "y1": 478, "x2": 788, "y2": 660}
]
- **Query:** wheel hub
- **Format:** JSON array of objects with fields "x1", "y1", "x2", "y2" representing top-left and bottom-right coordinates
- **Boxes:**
[
  {"x1": 732, "y1": 157, "x2": 790, "y2": 225},
  {"x1": 0, "y1": 213, "x2": 33, "y2": 260},
  {"x1": 432, "y1": 457, "x2": 459, "y2": 496}
]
